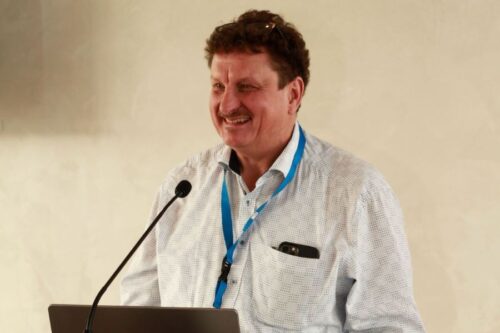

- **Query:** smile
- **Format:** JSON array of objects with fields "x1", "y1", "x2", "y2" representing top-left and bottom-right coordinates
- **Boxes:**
[{"x1": 223, "y1": 115, "x2": 251, "y2": 125}]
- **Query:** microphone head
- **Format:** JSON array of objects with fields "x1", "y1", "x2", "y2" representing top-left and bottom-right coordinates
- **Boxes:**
[{"x1": 175, "y1": 180, "x2": 192, "y2": 198}]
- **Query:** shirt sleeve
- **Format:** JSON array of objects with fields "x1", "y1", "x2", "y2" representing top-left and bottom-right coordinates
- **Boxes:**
[
  {"x1": 120, "y1": 190, "x2": 162, "y2": 306},
  {"x1": 344, "y1": 172, "x2": 425, "y2": 332}
]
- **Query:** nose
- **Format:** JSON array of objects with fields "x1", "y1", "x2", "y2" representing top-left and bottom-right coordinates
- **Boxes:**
[{"x1": 219, "y1": 87, "x2": 240, "y2": 115}]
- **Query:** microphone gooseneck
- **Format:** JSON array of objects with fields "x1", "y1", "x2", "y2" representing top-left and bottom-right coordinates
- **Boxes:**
[{"x1": 84, "y1": 180, "x2": 192, "y2": 333}]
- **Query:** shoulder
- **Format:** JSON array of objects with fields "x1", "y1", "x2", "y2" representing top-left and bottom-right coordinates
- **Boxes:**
[
  {"x1": 170, "y1": 144, "x2": 224, "y2": 175},
  {"x1": 156, "y1": 144, "x2": 225, "y2": 198},
  {"x1": 303, "y1": 132, "x2": 389, "y2": 194}
]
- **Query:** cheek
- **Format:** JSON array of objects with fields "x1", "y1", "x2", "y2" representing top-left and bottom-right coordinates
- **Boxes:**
[
  {"x1": 258, "y1": 97, "x2": 287, "y2": 123},
  {"x1": 209, "y1": 96, "x2": 219, "y2": 114},
  {"x1": 209, "y1": 108, "x2": 221, "y2": 127}
]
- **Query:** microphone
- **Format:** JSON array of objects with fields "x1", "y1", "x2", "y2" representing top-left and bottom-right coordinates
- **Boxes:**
[
  {"x1": 84, "y1": 180, "x2": 192, "y2": 333},
  {"x1": 175, "y1": 179, "x2": 192, "y2": 198}
]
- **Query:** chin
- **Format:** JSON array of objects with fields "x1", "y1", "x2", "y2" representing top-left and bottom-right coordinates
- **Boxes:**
[
  {"x1": 221, "y1": 136, "x2": 249, "y2": 150},
  {"x1": 222, "y1": 138, "x2": 243, "y2": 149}
]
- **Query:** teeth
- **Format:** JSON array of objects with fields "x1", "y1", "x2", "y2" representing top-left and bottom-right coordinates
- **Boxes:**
[{"x1": 225, "y1": 116, "x2": 250, "y2": 124}]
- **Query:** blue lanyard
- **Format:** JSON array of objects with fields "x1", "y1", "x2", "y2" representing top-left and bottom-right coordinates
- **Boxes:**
[{"x1": 213, "y1": 125, "x2": 306, "y2": 309}]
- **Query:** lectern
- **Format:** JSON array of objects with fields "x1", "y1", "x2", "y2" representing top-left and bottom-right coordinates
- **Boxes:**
[{"x1": 49, "y1": 304, "x2": 240, "y2": 333}]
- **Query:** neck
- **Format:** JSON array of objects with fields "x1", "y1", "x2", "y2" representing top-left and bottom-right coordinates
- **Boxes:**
[
  {"x1": 234, "y1": 130, "x2": 294, "y2": 191},
  {"x1": 236, "y1": 153, "x2": 278, "y2": 191}
]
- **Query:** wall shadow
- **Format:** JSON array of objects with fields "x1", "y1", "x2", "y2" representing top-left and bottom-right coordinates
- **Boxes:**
[{"x1": 0, "y1": 0, "x2": 99, "y2": 136}]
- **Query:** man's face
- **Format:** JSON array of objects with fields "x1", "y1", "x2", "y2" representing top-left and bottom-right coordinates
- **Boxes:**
[{"x1": 209, "y1": 52, "x2": 298, "y2": 158}]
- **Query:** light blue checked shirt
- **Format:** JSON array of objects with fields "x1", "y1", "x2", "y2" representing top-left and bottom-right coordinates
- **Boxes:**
[{"x1": 121, "y1": 123, "x2": 425, "y2": 332}]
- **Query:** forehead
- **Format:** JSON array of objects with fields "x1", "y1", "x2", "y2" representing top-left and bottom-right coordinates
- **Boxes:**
[{"x1": 210, "y1": 52, "x2": 278, "y2": 81}]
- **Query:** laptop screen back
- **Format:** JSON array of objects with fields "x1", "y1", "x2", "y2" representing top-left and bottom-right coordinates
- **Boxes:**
[{"x1": 48, "y1": 304, "x2": 240, "y2": 333}]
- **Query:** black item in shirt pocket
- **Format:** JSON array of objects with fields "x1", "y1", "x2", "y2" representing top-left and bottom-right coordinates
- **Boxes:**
[{"x1": 276, "y1": 241, "x2": 320, "y2": 259}]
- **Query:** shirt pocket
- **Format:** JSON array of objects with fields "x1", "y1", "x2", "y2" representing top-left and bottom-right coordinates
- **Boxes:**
[{"x1": 250, "y1": 241, "x2": 322, "y2": 330}]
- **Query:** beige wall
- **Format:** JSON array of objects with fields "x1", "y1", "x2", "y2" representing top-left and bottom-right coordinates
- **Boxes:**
[{"x1": 1, "y1": 1, "x2": 499, "y2": 332}]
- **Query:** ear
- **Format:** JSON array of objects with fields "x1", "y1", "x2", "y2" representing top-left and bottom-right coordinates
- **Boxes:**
[{"x1": 286, "y1": 76, "x2": 305, "y2": 115}]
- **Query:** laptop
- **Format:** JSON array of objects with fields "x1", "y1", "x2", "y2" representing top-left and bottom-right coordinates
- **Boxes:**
[{"x1": 48, "y1": 304, "x2": 240, "y2": 333}]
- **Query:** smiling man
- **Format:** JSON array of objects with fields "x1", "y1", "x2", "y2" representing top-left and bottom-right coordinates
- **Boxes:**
[
  {"x1": 121, "y1": 10, "x2": 425, "y2": 332},
  {"x1": 209, "y1": 51, "x2": 303, "y2": 191}
]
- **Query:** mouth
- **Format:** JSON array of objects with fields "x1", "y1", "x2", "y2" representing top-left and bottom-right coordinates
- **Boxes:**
[{"x1": 220, "y1": 113, "x2": 251, "y2": 127}]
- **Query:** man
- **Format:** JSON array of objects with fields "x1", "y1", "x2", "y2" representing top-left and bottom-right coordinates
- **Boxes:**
[{"x1": 121, "y1": 10, "x2": 425, "y2": 332}]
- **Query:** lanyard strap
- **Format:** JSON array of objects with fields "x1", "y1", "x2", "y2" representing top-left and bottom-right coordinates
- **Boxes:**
[{"x1": 213, "y1": 125, "x2": 306, "y2": 309}]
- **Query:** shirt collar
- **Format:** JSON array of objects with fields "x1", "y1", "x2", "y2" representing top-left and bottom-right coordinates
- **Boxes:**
[{"x1": 217, "y1": 121, "x2": 301, "y2": 177}]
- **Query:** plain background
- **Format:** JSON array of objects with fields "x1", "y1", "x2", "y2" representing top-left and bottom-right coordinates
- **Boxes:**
[{"x1": 1, "y1": 1, "x2": 499, "y2": 332}]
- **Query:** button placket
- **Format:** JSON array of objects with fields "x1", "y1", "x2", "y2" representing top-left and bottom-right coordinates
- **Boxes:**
[
  {"x1": 223, "y1": 239, "x2": 249, "y2": 307},
  {"x1": 243, "y1": 191, "x2": 257, "y2": 213},
  {"x1": 224, "y1": 172, "x2": 276, "y2": 308},
  {"x1": 235, "y1": 244, "x2": 250, "y2": 305}
]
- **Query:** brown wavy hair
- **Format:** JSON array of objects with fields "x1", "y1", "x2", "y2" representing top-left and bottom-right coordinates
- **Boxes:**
[{"x1": 205, "y1": 10, "x2": 310, "y2": 90}]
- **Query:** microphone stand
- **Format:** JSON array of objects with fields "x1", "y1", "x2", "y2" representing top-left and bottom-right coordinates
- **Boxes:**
[{"x1": 84, "y1": 180, "x2": 191, "y2": 333}]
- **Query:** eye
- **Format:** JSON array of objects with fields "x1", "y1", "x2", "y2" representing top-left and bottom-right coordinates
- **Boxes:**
[
  {"x1": 212, "y1": 82, "x2": 225, "y2": 93},
  {"x1": 237, "y1": 83, "x2": 257, "y2": 92}
]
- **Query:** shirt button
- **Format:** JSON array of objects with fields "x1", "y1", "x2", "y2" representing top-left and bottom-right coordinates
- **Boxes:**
[
  {"x1": 231, "y1": 279, "x2": 238, "y2": 285},
  {"x1": 246, "y1": 200, "x2": 250, "y2": 206},
  {"x1": 239, "y1": 240, "x2": 245, "y2": 246}
]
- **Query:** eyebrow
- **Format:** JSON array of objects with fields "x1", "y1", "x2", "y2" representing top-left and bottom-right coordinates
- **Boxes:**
[{"x1": 210, "y1": 75, "x2": 260, "y2": 83}]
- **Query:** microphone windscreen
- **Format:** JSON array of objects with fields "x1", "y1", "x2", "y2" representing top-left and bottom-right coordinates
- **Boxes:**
[{"x1": 175, "y1": 180, "x2": 192, "y2": 198}]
